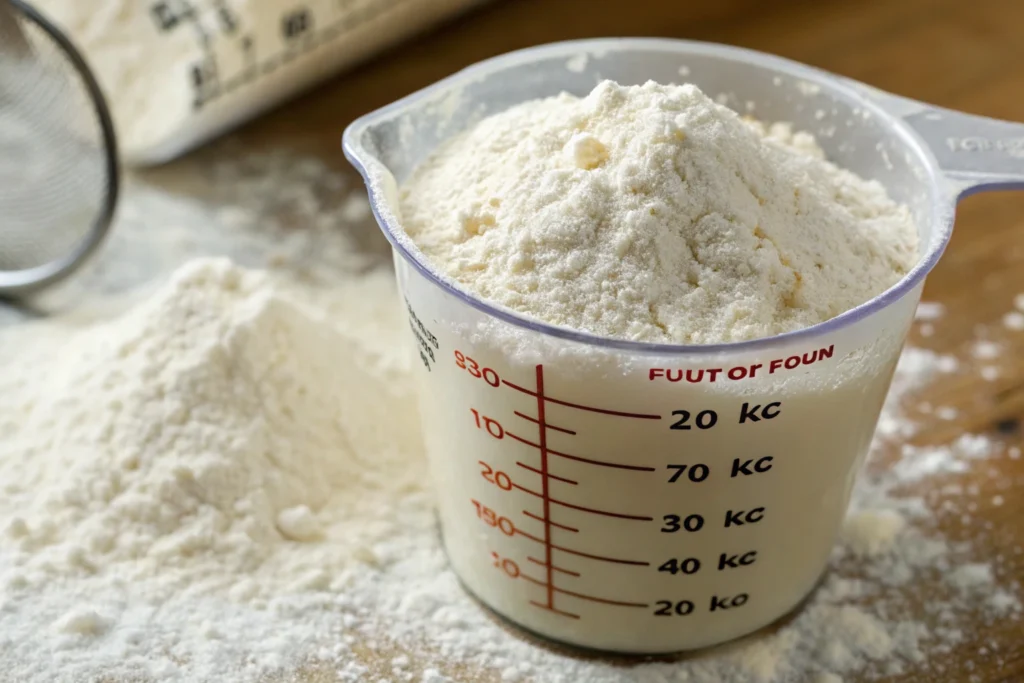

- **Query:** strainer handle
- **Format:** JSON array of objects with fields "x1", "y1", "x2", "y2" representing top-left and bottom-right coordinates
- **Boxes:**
[{"x1": 872, "y1": 91, "x2": 1024, "y2": 196}]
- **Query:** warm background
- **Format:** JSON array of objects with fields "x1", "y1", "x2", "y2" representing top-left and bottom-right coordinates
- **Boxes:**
[{"x1": 157, "y1": 0, "x2": 1024, "y2": 680}]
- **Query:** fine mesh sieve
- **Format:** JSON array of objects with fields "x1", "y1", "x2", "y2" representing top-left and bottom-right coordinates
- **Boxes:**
[{"x1": 0, "y1": 0, "x2": 118, "y2": 296}]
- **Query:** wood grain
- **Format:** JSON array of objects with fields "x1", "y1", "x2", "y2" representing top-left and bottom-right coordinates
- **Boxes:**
[{"x1": 195, "y1": 0, "x2": 1024, "y2": 680}]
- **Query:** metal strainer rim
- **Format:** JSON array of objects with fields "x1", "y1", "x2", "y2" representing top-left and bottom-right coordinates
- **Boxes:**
[{"x1": 0, "y1": 0, "x2": 119, "y2": 298}]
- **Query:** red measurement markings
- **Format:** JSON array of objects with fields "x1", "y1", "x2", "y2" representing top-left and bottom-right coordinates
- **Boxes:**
[
  {"x1": 514, "y1": 527, "x2": 649, "y2": 566},
  {"x1": 514, "y1": 527, "x2": 544, "y2": 544},
  {"x1": 506, "y1": 431, "x2": 656, "y2": 472},
  {"x1": 547, "y1": 445, "x2": 656, "y2": 472},
  {"x1": 510, "y1": 483, "x2": 651, "y2": 521},
  {"x1": 514, "y1": 411, "x2": 576, "y2": 435},
  {"x1": 511, "y1": 482, "x2": 542, "y2": 497},
  {"x1": 549, "y1": 497, "x2": 652, "y2": 521},
  {"x1": 520, "y1": 573, "x2": 551, "y2": 588},
  {"x1": 496, "y1": 363, "x2": 660, "y2": 617},
  {"x1": 521, "y1": 575, "x2": 648, "y2": 608},
  {"x1": 523, "y1": 510, "x2": 578, "y2": 533},
  {"x1": 555, "y1": 585, "x2": 648, "y2": 608},
  {"x1": 502, "y1": 378, "x2": 662, "y2": 420},
  {"x1": 533, "y1": 365, "x2": 556, "y2": 611},
  {"x1": 532, "y1": 557, "x2": 581, "y2": 577},
  {"x1": 549, "y1": 542, "x2": 650, "y2": 566},
  {"x1": 529, "y1": 601, "x2": 580, "y2": 619},
  {"x1": 516, "y1": 461, "x2": 577, "y2": 485}
]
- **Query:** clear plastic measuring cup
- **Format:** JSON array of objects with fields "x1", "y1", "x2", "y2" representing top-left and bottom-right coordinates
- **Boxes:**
[{"x1": 343, "y1": 38, "x2": 1024, "y2": 653}]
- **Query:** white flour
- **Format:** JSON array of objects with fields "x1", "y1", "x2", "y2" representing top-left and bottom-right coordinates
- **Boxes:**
[
  {"x1": 0, "y1": 149, "x2": 1018, "y2": 681},
  {"x1": 0, "y1": 259, "x2": 416, "y2": 597},
  {"x1": 399, "y1": 80, "x2": 918, "y2": 344},
  {"x1": 398, "y1": 79, "x2": 924, "y2": 653},
  {"x1": 0, "y1": 258, "x2": 427, "y2": 682}
]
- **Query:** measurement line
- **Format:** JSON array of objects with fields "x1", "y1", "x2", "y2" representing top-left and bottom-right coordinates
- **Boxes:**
[
  {"x1": 506, "y1": 432, "x2": 542, "y2": 448},
  {"x1": 553, "y1": 586, "x2": 648, "y2": 608},
  {"x1": 547, "y1": 446, "x2": 656, "y2": 472},
  {"x1": 516, "y1": 530, "x2": 648, "y2": 565},
  {"x1": 534, "y1": 364, "x2": 555, "y2": 611},
  {"x1": 506, "y1": 432, "x2": 655, "y2": 472},
  {"x1": 514, "y1": 411, "x2": 576, "y2": 435},
  {"x1": 514, "y1": 486, "x2": 650, "y2": 521},
  {"x1": 527, "y1": 556, "x2": 580, "y2": 576},
  {"x1": 550, "y1": 542, "x2": 650, "y2": 566},
  {"x1": 516, "y1": 462, "x2": 577, "y2": 485},
  {"x1": 547, "y1": 396, "x2": 662, "y2": 420},
  {"x1": 550, "y1": 498, "x2": 653, "y2": 521},
  {"x1": 520, "y1": 573, "x2": 548, "y2": 587},
  {"x1": 514, "y1": 528, "x2": 545, "y2": 544},
  {"x1": 512, "y1": 483, "x2": 542, "y2": 498},
  {"x1": 502, "y1": 379, "x2": 537, "y2": 395},
  {"x1": 523, "y1": 510, "x2": 579, "y2": 533},
  {"x1": 522, "y1": 575, "x2": 648, "y2": 608},
  {"x1": 529, "y1": 601, "x2": 580, "y2": 619},
  {"x1": 502, "y1": 379, "x2": 661, "y2": 420}
]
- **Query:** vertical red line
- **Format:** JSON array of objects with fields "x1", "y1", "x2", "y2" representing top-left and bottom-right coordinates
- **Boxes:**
[{"x1": 535, "y1": 363, "x2": 554, "y2": 609}]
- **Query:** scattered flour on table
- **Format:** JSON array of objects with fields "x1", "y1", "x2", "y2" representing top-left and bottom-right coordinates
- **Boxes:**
[
  {"x1": 971, "y1": 340, "x2": 1002, "y2": 360},
  {"x1": 914, "y1": 302, "x2": 945, "y2": 322},
  {"x1": 1003, "y1": 311, "x2": 1024, "y2": 331},
  {"x1": 0, "y1": 258, "x2": 424, "y2": 682},
  {"x1": 0, "y1": 249, "x2": 1018, "y2": 683},
  {"x1": 0, "y1": 146, "x2": 1017, "y2": 682},
  {"x1": 399, "y1": 80, "x2": 918, "y2": 344}
]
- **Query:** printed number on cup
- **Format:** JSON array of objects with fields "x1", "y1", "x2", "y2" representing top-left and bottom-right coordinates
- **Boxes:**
[{"x1": 661, "y1": 514, "x2": 704, "y2": 533}]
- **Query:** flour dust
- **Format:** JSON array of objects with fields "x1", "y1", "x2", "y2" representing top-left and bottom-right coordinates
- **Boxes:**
[{"x1": 0, "y1": 149, "x2": 1019, "y2": 683}]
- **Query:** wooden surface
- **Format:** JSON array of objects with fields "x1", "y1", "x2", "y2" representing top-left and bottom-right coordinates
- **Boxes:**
[{"x1": 188, "y1": 0, "x2": 1024, "y2": 680}]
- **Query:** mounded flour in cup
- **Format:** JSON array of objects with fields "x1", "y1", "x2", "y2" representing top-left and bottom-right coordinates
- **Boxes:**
[
  {"x1": 400, "y1": 80, "x2": 919, "y2": 343},
  {"x1": 396, "y1": 79, "x2": 927, "y2": 653}
]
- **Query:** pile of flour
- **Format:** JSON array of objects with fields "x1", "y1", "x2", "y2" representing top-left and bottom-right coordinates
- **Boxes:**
[
  {"x1": 0, "y1": 254, "x2": 1020, "y2": 682},
  {"x1": 400, "y1": 80, "x2": 918, "y2": 344},
  {"x1": 0, "y1": 259, "x2": 417, "y2": 603},
  {"x1": 0, "y1": 146, "x2": 1018, "y2": 682}
]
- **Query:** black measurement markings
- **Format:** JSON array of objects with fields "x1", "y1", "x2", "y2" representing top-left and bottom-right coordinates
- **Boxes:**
[
  {"x1": 150, "y1": 0, "x2": 196, "y2": 31},
  {"x1": 186, "y1": 0, "x2": 420, "y2": 109}
]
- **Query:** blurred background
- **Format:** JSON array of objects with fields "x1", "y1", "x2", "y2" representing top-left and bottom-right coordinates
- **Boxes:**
[
  {"x1": 220, "y1": 0, "x2": 1024, "y2": 356},
  {"x1": 7, "y1": 0, "x2": 1024, "y2": 317},
  {"x1": 2, "y1": 2, "x2": 1023, "y2": 680},
  {"x1": 3, "y1": 0, "x2": 1022, "y2": 409}
]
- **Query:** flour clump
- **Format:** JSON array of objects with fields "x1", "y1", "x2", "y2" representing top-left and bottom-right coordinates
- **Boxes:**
[{"x1": 400, "y1": 80, "x2": 918, "y2": 344}]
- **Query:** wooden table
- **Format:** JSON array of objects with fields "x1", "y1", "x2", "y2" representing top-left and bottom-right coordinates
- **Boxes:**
[{"x1": 166, "y1": 0, "x2": 1024, "y2": 680}]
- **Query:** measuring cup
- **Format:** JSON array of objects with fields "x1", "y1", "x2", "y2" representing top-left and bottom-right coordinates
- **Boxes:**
[{"x1": 343, "y1": 38, "x2": 1024, "y2": 654}]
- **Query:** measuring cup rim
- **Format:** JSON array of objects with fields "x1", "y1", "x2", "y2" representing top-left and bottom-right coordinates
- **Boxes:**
[{"x1": 343, "y1": 37, "x2": 952, "y2": 356}]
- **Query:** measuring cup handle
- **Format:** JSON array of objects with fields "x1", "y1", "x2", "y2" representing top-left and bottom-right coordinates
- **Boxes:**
[{"x1": 875, "y1": 92, "x2": 1024, "y2": 196}]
